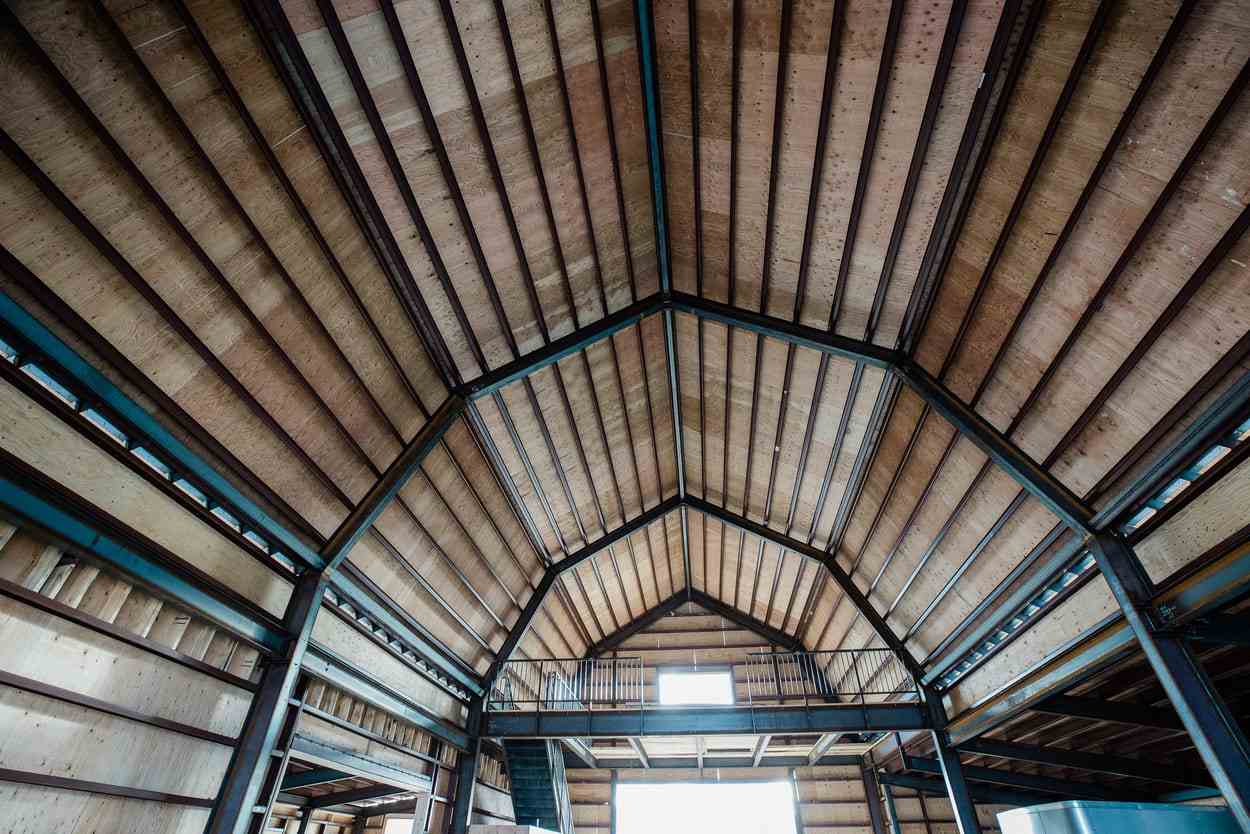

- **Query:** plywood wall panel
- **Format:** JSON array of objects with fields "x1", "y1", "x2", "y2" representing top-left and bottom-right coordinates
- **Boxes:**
[
  {"x1": 311, "y1": 611, "x2": 467, "y2": 725},
  {"x1": 4, "y1": 3, "x2": 381, "y2": 502},
  {"x1": 1, "y1": 784, "x2": 210, "y2": 834},
  {"x1": 0, "y1": 378, "x2": 292, "y2": 618},
  {"x1": 0, "y1": 689, "x2": 228, "y2": 798},
  {"x1": 945, "y1": 575, "x2": 1117, "y2": 716},
  {"x1": 1138, "y1": 455, "x2": 1250, "y2": 584},
  {"x1": 345, "y1": 532, "x2": 492, "y2": 670},
  {"x1": 974, "y1": 0, "x2": 1250, "y2": 453},
  {"x1": 0, "y1": 596, "x2": 250, "y2": 736},
  {"x1": 913, "y1": 0, "x2": 1105, "y2": 384}
]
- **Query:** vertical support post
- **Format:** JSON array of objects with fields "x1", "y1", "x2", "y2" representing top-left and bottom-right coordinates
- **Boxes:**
[
  {"x1": 609, "y1": 769, "x2": 618, "y2": 834},
  {"x1": 351, "y1": 816, "x2": 367, "y2": 834},
  {"x1": 930, "y1": 726, "x2": 982, "y2": 834},
  {"x1": 210, "y1": 395, "x2": 461, "y2": 834},
  {"x1": 882, "y1": 783, "x2": 902, "y2": 834},
  {"x1": 295, "y1": 808, "x2": 314, "y2": 834},
  {"x1": 790, "y1": 768, "x2": 806, "y2": 834},
  {"x1": 206, "y1": 570, "x2": 326, "y2": 834},
  {"x1": 449, "y1": 699, "x2": 483, "y2": 834},
  {"x1": 425, "y1": 739, "x2": 443, "y2": 833},
  {"x1": 924, "y1": 688, "x2": 981, "y2": 834},
  {"x1": 861, "y1": 763, "x2": 888, "y2": 834},
  {"x1": 1092, "y1": 534, "x2": 1250, "y2": 830}
]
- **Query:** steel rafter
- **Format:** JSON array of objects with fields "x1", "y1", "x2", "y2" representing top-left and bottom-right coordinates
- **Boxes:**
[{"x1": 1090, "y1": 534, "x2": 1250, "y2": 830}]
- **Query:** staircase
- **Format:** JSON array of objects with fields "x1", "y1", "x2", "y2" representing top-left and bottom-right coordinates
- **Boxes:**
[{"x1": 502, "y1": 739, "x2": 574, "y2": 834}]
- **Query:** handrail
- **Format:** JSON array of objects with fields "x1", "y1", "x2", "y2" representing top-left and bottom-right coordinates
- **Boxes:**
[{"x1": 486, "y1": 649, "x2": 918, "y2": 714}]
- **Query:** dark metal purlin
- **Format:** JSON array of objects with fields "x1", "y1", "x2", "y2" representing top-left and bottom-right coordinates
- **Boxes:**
[
  {"x1": 1090, "y1": 534, "x2": 1250, "y2": 830},
  {"x1": 241, "y1": 1, "x2": 458, "y2": 387},
  {"x1": 877, "y1": 771, "x2": 1043, "y2": 810},
  {"x1": 586, "y1": 592, "x2": 689, "y2": 657},
  {"x1": 630, "y1": 0, "x2": 692, "y2": 599},
  {"x1": 686, "y1": 497, "x2": 923, "y2": 680},
  {"x1": 484, "y1": 498, "x2": 681, "y2": 683},
  {"x1": 906, "y1": 754, "x2": 1144, "y2": 803},
  {"x1": 1031, "y1": 693, "x2": 1183, "y2": 731},
  {"x1": 895, "y1": 0, "x2": 1036, "y2": 353},
  {"x1": 689, "y1": 589, "x2": 803, "y2": 654},
  {"x1": 957, "y1": 738, "x2": 1215, "y2": 789}
]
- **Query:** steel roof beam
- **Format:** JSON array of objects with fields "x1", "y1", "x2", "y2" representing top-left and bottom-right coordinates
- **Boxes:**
[{"x1": 957, "y1": 738, "x2": 1214, "y2": 789}]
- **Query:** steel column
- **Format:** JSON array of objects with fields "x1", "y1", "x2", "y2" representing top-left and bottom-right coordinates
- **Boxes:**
[
  {"x1": 449, "y1": 700, "x2": 484, "y2": 834},
  {"x1": 1091, "y1": 534, "x2": 1250, "y2": 830},
  {"x1": 862, "y1": 765, "x2": 888, "y2": 834},
  {"x1": 927, "y1": 702, "x2": 982, "y2": 834},
  {"x1": 206, "y1": 571, "x2": 325, "y2": 834},
  {"x1": 210, "y1": 396, "x2": 461, "y2": 832},
  {"x1": 790, "y1": 768, "x2": 807, "y2": 834},
  {"x1": 881, "y1": 783, "x2": 903, "y2": 834},
  {"x1": 610, "y1": 770, "x2": 618, "y2": 834}
]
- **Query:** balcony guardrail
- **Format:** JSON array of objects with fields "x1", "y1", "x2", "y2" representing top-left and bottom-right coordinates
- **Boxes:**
[
  {"x1": 487, "y1": 657, "x2": 644, "y2": 712},
  {"x1": 486, "y1": 649, "x2": 917, "y2": 713},
  {"x1": 744, "y1": 649, "x2": 918, "y2": 705}
]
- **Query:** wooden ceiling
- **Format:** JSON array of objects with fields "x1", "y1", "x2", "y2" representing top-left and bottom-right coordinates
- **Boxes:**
[{"x1": 1, "y1": 0, "x2": 1248, "y2": 711}]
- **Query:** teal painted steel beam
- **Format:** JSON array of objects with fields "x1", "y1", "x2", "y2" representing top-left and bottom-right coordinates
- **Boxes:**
[
  {"x1": 302, "y1": 648, "x2": 471, "y2": 751},
  {"x1": 320, "y1": 394, "x2": 464, "y2": 571},
  {"x1": 0, "y1": 473, "x2": 285, "y2": 652},
  {"x1": 0, "y1": 289, "x2": 323, "y2": 571},
  {"x1": 459, "y1": 295, "x2": 665, "y2": 399},
  {"x1": 280, "y1": 768, "x2": 351, "y2": 791},
  {"x1": 329, "y1": 572, "x2": 483, "y2": 697}
]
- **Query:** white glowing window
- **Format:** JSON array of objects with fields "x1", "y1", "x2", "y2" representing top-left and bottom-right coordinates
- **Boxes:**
[
  {"x1": 616, "y1": 781, "x2": 797, "y2": 834},
  {"x1": 657, "y1": 670, "x2": 733, "y2": 705}
]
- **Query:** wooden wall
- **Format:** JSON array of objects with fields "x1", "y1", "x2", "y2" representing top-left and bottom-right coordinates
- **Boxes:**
[{"x1": 0, "y1": 521, "x2": 255, "y2": 833}]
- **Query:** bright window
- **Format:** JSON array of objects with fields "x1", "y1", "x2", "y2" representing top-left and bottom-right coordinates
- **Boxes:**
[
  {"x1": 616, "y1": 781, "x2": 796, "y2": 834},
  {"x1": 382, "y1": 818, "x2": 415, "y2": 834},
  {"x1": 657, "y1": 669, "x2": 733, "y2": 705}
]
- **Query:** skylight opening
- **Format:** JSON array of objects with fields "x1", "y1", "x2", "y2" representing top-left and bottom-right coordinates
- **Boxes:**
[
  {"x1": 616, "y1": 781, "x2": 797, "y2": 834},
  {"x1": 658, "y1": 669, "x2": 734, "y2": 705}
]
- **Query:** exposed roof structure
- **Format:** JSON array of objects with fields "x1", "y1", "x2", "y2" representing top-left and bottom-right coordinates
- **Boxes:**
[{"x1": 2, "y1": 2, "x2": 1250, "y2": 824}]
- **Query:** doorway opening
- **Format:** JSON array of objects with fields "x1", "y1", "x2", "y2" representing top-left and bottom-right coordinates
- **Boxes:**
[{"x1": 614, "y1": 780, "x2": 798, "y2": 834}]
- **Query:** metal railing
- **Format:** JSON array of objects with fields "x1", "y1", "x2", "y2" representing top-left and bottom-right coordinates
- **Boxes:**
[
  {"x1": 486, "y1": 650, "x2": 917, "y2": 712},
  {"x1": 744, "y1": 649, "x2": 919, "y2": 705},
  {"x1": 487, "y1": 657, "x2": 644, "y2": 712}
]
